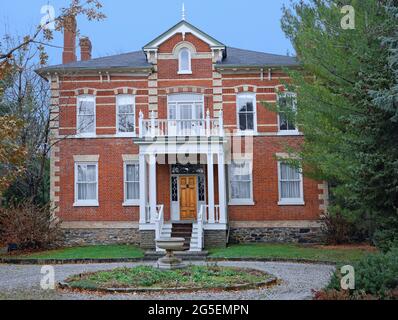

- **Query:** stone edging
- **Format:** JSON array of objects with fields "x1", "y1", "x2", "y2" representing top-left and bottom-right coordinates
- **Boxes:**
[
  {"x1": 58, "y1": 276, "x2": 279, "y2": 294},
  {"x1": 0, "y1": 257, "x2": 337, "y2": 266}
]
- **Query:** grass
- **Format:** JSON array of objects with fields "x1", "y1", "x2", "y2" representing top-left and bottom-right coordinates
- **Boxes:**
[
  {"x1": 1, "y1": 243, "x2": 375, "y2": 263},
  {"x1": 65, "y1": 265, "x2": 271, "y2": 290},
  {"x1": 208, "y1": 244, "x2": 375, "y2": 263},
  {"x1": 3, "y1": 245, "x2": 144, "y2": 260}
]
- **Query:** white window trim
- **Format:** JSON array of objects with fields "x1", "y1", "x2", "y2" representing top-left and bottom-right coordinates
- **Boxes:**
[
  {"x1": 236, "y1": 93, "x2": 258, "y2": 135},
  {"x1": 228, "y1": 159, "x2": 255, "y2": 206},
  {"x1": 116, "y1": 94, "x2": 136, "y2": 137},
  {"x1": 123, "y1": 161, "x2": 140, "y2": 207},
  {"x1": 167, "y1": 94, "x2": 205, "y2": 120},
  {"x1": 76, "y1": 95, "x2": 96, "y2": 138},
  {"x1": 74, "y1": 162, "x2": 99, "y2": 207},
  {"x1": 277, "y1": 161, "x2": 305, "y2": 206},
  {"x1": 277, "y1": 92, "x2": 300, "y2": 136},
  {"x1": 178, "y1": 48, "x2": 192, "y2": 74}
]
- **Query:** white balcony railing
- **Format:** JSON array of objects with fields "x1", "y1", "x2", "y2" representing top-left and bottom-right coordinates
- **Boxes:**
[{"x1": 139, "y1": 111, "x2": 224, "y2": 138}]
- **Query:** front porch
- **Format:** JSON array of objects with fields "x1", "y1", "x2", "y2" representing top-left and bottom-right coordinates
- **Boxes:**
[{"x1": 136, "y1": 142, "x2": 228, "y2": 252}]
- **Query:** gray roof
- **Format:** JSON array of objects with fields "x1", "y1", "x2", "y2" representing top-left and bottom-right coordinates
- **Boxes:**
[
  {"x1": 37, "y1": 47, "x2": 298, "y2": 74},
  {"x1": 217, "y1": 47, "x2": 299, "y2": 68},
  {"x1": 37, "y1": 51, "x2": 151, "y2": 73}
]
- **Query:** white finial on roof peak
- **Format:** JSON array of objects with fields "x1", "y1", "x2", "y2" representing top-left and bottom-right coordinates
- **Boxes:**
[{"x1": 182, "y1": 3, "x2": 186, "y2": 21}]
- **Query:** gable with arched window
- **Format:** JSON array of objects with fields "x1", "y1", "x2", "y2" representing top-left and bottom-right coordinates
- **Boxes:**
[{"x1": 178, "y1": 48, "x2": 192, "y2": 74}]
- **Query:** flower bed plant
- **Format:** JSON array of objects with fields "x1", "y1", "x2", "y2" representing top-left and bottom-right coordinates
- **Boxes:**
[{"x1": 63, "y1": 265, "x2": 274, "y2": 292}]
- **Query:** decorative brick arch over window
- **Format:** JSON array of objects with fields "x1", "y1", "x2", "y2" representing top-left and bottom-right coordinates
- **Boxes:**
[
  {"x1": 164, "y1": 86, "x2": 207, "y2": 94},
  {"x1": 74, "y1": 88, "x2": 97, "y2": 96},
  {"x1": 114, "y1": 87, "x2": 137, "y2": 95},
  {"x1": 172, "y1": 41, "x2": 197, "y2": 57},
  {"x1": 234, "y1": 85, "x2": 258, "y2": 94}
]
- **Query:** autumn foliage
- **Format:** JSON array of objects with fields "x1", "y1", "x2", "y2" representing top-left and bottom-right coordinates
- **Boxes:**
[
  {"x1": 0, "y1": 199, "x2": 61, "y2": 249},
  {"x1": 0, "y1": 116, "x2": 26, "y2": 196}
]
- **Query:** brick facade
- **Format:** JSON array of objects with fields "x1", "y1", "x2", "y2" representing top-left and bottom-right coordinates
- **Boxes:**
[{"x1": 42, "y1": 20, "x2": 326, "y2": 248}]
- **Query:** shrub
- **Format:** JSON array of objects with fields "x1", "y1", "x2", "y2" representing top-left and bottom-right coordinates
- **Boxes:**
[
  {"x1": 321, "y1": 211, "x2": 357, "y2": 244},
  {"x1": 324, "y1": 249, "x2": 398, "y2": 299},
  {"x1": 373, "y1": 222, "x2": 398, "y2": 253},
  {"x1": 0, "y1": 199, "x2": 61, "y2": 250}
]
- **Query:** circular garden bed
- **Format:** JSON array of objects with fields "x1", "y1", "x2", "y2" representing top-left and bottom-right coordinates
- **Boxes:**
[{"x1": 60, "y1": 265, "x2": 277, "y2": 293}]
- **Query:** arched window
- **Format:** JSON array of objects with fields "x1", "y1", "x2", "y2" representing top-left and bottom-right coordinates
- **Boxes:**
[{"x1": 178, "y1": 48, "x2": 192, "y2": 74}]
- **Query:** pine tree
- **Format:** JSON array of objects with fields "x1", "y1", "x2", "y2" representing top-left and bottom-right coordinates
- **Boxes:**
[{"x1": 280, "y1": 0, "x2": 398, "y2": 248}]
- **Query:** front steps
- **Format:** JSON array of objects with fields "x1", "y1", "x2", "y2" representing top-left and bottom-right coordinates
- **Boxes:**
[
  {"x1": 171, "y1": 223, "x2": 193, "y2": 251},
  {"x1": 158, "y1": 222, "x2": 202, "y2": 252}
]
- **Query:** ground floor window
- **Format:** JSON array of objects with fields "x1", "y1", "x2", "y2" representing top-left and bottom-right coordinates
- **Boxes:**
[
  {"x1": 228, "y1": 160, "x2": 253, "y2": 205},
  {"x1": 74, "y1": 162, "x2": 98, "y2": 206},
  {"x1": 278, "y1": 162, "x2": 304, "y2": 205},
  {"x1": 124, "y1": 162, "x2": 139, "y2": 205}
]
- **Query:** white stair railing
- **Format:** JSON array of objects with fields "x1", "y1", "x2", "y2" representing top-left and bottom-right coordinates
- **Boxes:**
[
  {"x1": 155, "y1": 205, "x2": 164, "y2": 241},
  {"x1": 197, "y1": 205, "x2": 206, "y2": 251}
]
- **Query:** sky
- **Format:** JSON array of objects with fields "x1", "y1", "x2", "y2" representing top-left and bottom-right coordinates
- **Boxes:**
[{"x1": 0, "y1": 0, "x2": 295, "y2": 66}]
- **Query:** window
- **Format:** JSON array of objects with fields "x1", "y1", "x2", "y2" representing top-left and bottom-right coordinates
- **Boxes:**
[
  {"x1": 178, "y1": 48, "x2": 192, "y2": 74},
  {"x1": 278, "y1": 162, "x2": 304, "y2": 205},
  {"x1": 237, "y1": 93, "x2": 257, "y2": 133},
  {"x1": 278, "y1": 92, "x2": 298, "y2": 134},
  {"x1": 74, "y1": 162, "x2": 98, "y2": 206},
  {"x1": 117, "y1": 95, "x2": 135, "y2": 135},
  {"x1": 124, "y1": 162, "x2": 140, "y2": 205},
  {"x1": 168, "y1": 94, "x2": 205, "y2": 135},
  {"x1": 229, "y1": 160, "x2": 254, "y2": 205},
  {"x1": 77, "y1": 95, "x2": 96, "y2": 135}
]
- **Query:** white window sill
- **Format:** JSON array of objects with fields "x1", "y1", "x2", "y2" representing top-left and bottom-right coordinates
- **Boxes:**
[
  {"x1": 278, "y1": 200, "x2": 305, "y2": 206},
  {"x1": 116, "y1": 133, "x2": 136, "y2": 138},
  {"x1": 178, "y1": 70, "x2": 192, "y2": 75},
  {"x1": 73, "y1": 201, "x2": 99, "y2": 207},
  {"x1": 229, "y1": 200, "x2": 255, "y2": 206},
  {"x1": 75, "y1": 133, "x2": 97, "y2": 139},
  {"x1": 236, "y1": 130, "x2": 258, "y2": 137},
  {"x1": 277, "y1": 130, "x2": 301, "y2": 136},
  {"x1": 123, "y1": 201, "x2": 140, "y2": 207}
]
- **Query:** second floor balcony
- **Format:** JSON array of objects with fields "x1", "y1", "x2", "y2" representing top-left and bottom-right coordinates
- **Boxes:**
[{"x1": 138, "y1": 110, "x2": 224, "y2": 138}]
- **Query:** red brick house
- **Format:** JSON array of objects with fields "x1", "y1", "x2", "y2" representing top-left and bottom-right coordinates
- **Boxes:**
[{"x1": 37, "y1": 16, "x2": 328, "y2": 251}]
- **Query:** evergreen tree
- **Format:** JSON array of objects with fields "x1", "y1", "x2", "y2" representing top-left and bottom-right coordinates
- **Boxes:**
[{"x1": 280, "y1": 0, "x2": 398, "y2": 248}]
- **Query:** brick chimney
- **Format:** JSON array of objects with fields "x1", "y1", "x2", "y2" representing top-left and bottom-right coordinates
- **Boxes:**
[
  {"x1": 62, "y1": 15, "x2": 77, "y2": 64},
  {"x1": 79, "y1": 37, "x2": 92, "y2": 61}
]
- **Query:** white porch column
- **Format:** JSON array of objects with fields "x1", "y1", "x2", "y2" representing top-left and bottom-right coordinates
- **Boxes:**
[
  {"x1": 149, "y1": 154, "x2": 157, "y2": 223},
  {"x1": 207, "y1": 153, "x2": 215, "y2": 223},
  {"x1": 139, "y1": 154, "x2": 147, "y2": 224},
  {"x1": 218, "y1": 152, "x2": 227, "y2": 224}
]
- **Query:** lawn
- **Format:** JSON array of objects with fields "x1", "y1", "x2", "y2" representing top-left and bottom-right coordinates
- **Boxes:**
[
  {"x1": 65, "y1": 265, "x2": 272, "y2": 290},
  {"x1": 208, "y1": 244, "x2": 375, "y2": 263},
  {"x1": 3, "y1": 245, "x2": 144, "y2": 260}
]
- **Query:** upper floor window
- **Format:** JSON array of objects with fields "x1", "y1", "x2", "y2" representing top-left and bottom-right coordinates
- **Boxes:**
[
  {"x1": 77, "y1": 95, "x2": 95, "y2": 136},
  {"x1": 117, "y1": 95, "x2": 135, "y2": 135},
  {"x1": 278, "y1": 92, "x2": 298, "y2": 135},
  {"x1": 178, "y1": 48, "x2": 192, "y2": 74},
  {"x1": 237, "y1": 93, "x2": 257, "y2": 133},
  {"x1": 229, "y1": 159, "x2": 254, "y2": 205},
  {"x1": 168, "y1": 94, "x2": 204, "y2": 135},
  {"x1": 74, "y1": 162, "x2": 98, "y2": 207},
  {"x1": 278, "y1": 162, "x2": 304, "y2": 205}
]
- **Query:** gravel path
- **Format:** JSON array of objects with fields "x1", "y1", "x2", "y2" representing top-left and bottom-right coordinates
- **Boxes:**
[{"x1": 0, "y1": 261, "x2": 335, "y2": 300}]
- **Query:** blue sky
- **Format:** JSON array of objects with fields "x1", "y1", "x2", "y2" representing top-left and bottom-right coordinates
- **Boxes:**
[{"x1": 0, "y1": 0, "x2": 295, "y2": 65}]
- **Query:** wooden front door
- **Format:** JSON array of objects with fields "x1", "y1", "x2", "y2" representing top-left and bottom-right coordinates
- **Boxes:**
[{"x1": 179, "y1": 176, "x2": 197, "y2": 221}]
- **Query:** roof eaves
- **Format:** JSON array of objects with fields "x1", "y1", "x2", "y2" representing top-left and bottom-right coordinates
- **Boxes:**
[
  {"x1": 215, "y1": 63, "x2": 301, "y2": 69},
  {"x1": 36, "y1": 65, "x2": 153, "y2": 75}
]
